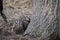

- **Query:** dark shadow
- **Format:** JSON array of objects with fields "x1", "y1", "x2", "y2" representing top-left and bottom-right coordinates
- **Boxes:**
[
  {"x1": 0, "y1": 0, "x2": 7, "y2": 22},
  {"x1": 13, "y1": 17, "x2": 30, "y2": 35}
]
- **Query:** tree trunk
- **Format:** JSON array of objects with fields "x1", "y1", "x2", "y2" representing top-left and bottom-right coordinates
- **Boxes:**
[{"x1": 24, "y1": 0, "x2": 59, "y2": 40}]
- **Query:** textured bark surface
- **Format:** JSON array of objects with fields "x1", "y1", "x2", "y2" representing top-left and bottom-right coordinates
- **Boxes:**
[
  {"x1": 24, "y1": 0, "x2": 59, "y2": 40},
  {"x1": 0, "y1": 0, "x2": 33, "y2": 40},
  {"x1": 3, "y1": 0, "x2": 33, "y2": 20},
  {"x1": 0, "y1": 0, "x2": 60, "y2": 40},
  {"x1": 58, "y1": 0, "x2": 60, "y2": 38}
]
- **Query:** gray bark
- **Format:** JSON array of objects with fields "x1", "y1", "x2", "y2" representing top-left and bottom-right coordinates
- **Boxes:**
[
  {"x1": 24, "y1": 0, "x2": 59, "y2": 40},
  {"x1": 58, "y1": 0, "x2": 60, "y2": 38}
]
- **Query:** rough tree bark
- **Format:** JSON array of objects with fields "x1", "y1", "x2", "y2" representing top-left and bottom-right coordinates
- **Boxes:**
[
  {"x1": 0, "y1": 0, "x2": 7, "y2": 22},
  {"x1": 24, "y1": 0, "x2": 59, "y2": 40}
]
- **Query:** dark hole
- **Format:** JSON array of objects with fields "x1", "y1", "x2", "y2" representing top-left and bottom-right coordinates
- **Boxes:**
[
  {"x1": 56, "y1": 35, "x2": 60, "y2": 40},
  {"x1": 13, "y1": 17, "x2": 30, "y2": 34}
]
